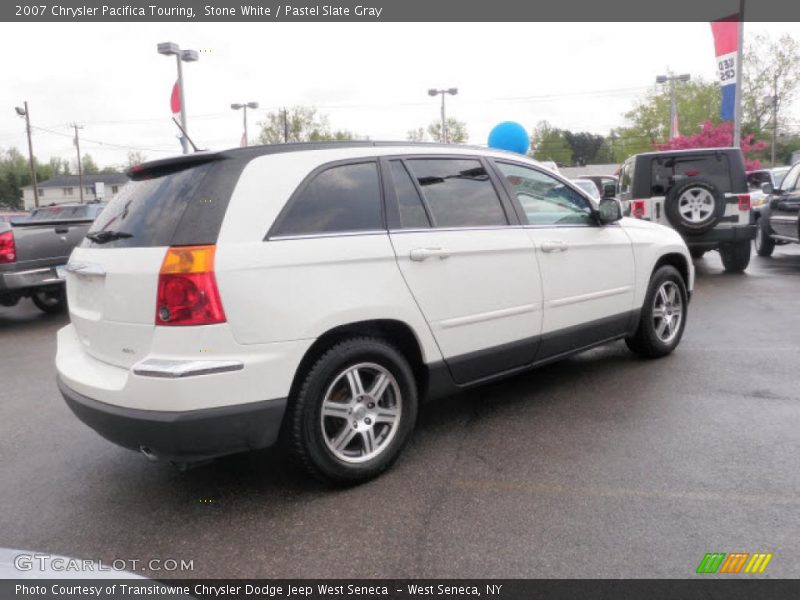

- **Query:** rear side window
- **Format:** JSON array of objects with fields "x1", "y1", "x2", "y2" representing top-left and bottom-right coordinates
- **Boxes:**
[
  {"x1": 273, "y1": 162, "x2": 382, "y2": 236},
  {"x1": 84, "y1": 163, "x2": 214, "y2": 248},
  {"x1": 405, "y1": 158, "x2": 507, "y2": 228},
  {"x1": 650, "y1": 154, "x2": 732, "y2": 196},
  {"x1": 388, "y1": 160, "x2": 430, "y2": 229},
  {"x1": 619, "y1": 161, "x2": 633, "y2": 197}
]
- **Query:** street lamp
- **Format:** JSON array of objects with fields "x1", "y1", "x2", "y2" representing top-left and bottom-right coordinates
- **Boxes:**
[
  {"x1": 157, "y1": 42, "x2": 199, "y2": 154},
  {"x1": 428, "y1": 87, "x2": 458, "y2": 143},
  {"x1": 15, "y1": 102, "x2": 38, "y2": 208},
  {"x1": 231, "y1": 101, "x2": 259, "y2": 147},
  {"x1": 656, "y1": 74, "x2": 690, "y2": 140}
]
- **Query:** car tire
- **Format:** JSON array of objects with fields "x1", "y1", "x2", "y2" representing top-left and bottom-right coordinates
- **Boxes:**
[
  {"x1": 719, "y1": 239, "x2": 752, "y2": 272},
  {"x1": 689, "y1": 248, "x2": 706, "y2": 259},
  {"x1": 288, "y1": 337, "x2": 418, "y2": 485},
  {"x1": 754, "y1": 218, "x2": 775, "y2": 257},
  {"x1": 31, "y1": 288, "x2": 66, "y2": 314},
  {"x1": 664, "y1": 178, "x2": 726, "y2": 235},
  {"x1": 625, "y1": 265, "x2": 688, "y2": 359}
]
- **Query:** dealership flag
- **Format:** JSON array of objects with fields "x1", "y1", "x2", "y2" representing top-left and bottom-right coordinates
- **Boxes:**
[
  {"x1": 170, "y1": 80, "x2": 181, "y2": 119},
  {"x1": 710, "y1": 18, "x2": 740, "y2": 121}
]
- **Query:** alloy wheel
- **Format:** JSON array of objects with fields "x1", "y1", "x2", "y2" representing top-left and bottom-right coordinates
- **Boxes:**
[{"x1": 652, "y1": 281, "x2": 683, "y2": 344}]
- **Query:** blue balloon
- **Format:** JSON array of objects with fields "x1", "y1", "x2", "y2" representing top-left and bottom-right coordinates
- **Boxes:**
[{"x1": 488, "y1": 121, "x2": 530, "y2": 155}]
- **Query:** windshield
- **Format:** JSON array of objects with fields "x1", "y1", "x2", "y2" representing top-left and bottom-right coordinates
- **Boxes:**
[{"x1": 573, "y1": 179, "x2": 600, "y2": 199}]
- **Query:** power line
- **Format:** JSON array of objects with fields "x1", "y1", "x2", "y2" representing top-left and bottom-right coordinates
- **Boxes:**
[{"x1": 30, "y1": 125, "x2": 176, "y2": 154}]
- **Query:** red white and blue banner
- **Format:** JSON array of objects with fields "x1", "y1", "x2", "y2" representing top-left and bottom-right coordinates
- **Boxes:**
[{"x1": 710, "y1": 18, "x2": 740, "y2": 121}]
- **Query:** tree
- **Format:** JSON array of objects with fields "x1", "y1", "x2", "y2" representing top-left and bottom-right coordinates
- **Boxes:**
[
  {"x1": 127, "y1": 151, "x2": 147, "y2": 168},
  {"x1": 80, "y1": 154, "x2": 99, "y2": 175},
  {"x1": 529, "y1": 121, "x2": 572, "y2": 165},
  {"x1": 426, "y1": 118, "x2": 469, "y2": 144},
  {"x1": 563, "y1": 131, "x2": 605, "y2": 166},
  {"x1": 406, "y1": 128, "x2": 426, "y2": 142},
  {"x1": 656, "y1": 120, "x2": 768, "y2": 170},
  {"x1": 257, "y1": 106, "x2": 357, "y2": 144},
  {"x1": 742, "y1": 33, "x2": 800, "y2": 135}
]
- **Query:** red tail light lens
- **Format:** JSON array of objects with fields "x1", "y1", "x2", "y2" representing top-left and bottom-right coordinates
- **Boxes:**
[
  {"x1": 156, "y1": 245, "x2": 226, "y2": 326},
  {"x1": 632, "y1": 200, "x2": 647, "y2": 219},
  {"x1": 738, "y1": 194, "x2": 751, "y2": 211},
  {"x1": 0, "y1": 230, "x2": 16, "y2": 263}
]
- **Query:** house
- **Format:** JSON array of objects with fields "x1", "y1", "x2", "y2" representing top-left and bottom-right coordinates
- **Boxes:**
[{"x1": 21, "y1": 173, "x2": 129, "y2": 209}]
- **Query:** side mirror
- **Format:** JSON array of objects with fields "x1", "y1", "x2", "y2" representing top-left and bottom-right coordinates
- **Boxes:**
[
  {"x1": 602, "y1": 183, "x2": 616, "y2": 198},
  {"x1": 597, "y1": 197, "x2": 622, "y2": 224},
  {"x1": 761, "y1": 182, "x2": 774, "y2": 195}
]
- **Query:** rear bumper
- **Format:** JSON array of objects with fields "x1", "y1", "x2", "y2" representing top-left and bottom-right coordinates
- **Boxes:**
[
  {"x1": 685, "y1": 224, "x2": 757, "y2": 248},
  {"x1": 58, "y1": 376, "x2": 287, "y2": 462},
  {"x1": 0, "y1": 265, "x2": 63, "y2": 293}
]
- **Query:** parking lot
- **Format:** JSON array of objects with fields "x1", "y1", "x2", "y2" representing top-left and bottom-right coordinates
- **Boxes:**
[{"x1": 1, "y1": 246, "x2": 799, "y2": 579}]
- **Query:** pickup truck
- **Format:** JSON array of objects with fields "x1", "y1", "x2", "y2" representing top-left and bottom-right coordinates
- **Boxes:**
[
  {"x1": 0, "y1": 203, "x2": 105, "y2": 313},
  {"x1": 753, "y1": 161, "x2": 800, "y2": 256}
]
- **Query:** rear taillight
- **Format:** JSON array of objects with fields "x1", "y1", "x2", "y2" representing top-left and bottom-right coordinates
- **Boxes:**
[
  {"x1": 738, "y1": 194, "x2": 751, "y2": 211},
  {"x1": 0, "y1": 230, "x2": 16, "y2": 263},
  {"x1": 156, "y1": 245, "x2": 226, "y2": 326},
  {"x1": 632, "y1": 200, "x2": 647, "y2": 219}
]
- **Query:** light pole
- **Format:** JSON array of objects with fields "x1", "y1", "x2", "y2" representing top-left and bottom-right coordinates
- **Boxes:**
[
  {"x1": 231, "y1": 102, "x2": 259, "y2": 147},
  {"x1": 14, "y1": 102, "x2": 38, "y2": 208},
  {"x1": 763, "y1": 74, "x2": 778, "y2": 166},
  {"x1": 428, "y1": 88, "x2": 458, "y2": 143},
  {"x1": 656, "y1": 74, "x2": 690, "y2": 140},
  {"x1": 157, "y1": 42, "x2": 199, "y2": 154}
]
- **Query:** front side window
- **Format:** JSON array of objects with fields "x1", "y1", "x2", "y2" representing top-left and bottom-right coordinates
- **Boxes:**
[
  {"x1": 496, "y1": 162, "x2": 594, "y2": 226},
  {"x1": 404, "y1": 158, "x2": 507, "y2": 228},
  {"x1": 274, "y1": 162, "x2": 382, "y2": 236},
  {"x1": 779, "y1": 164, "x2": 800, "y2": 192}
]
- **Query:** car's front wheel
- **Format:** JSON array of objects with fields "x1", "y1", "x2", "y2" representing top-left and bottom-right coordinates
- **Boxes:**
[
  {"x1": 754, "y1": 219, "x2": 775, "y2": 257},
  {"x1": 288, "y1": 337, "x2": 418, "y2": 485},
  {"x1": 626, "y1": 265, "x2": 688, "y2": 359}
]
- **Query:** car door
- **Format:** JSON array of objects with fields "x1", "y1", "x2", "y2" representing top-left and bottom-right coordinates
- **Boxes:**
[
  {"x1": 769, "y1": 163, "x2": 800, "y2": 239},
  {"x1": 385, "y1": 156, "x2": 544, "y2": 384},
  {"x1": 492, "y1": 160, "x2": 636, "y2": 359}
]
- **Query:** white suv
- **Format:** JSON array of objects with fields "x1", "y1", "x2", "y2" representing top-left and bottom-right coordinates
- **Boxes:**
[{"x1": 56, "y1": 143, "x2": 694, "y2": 483}]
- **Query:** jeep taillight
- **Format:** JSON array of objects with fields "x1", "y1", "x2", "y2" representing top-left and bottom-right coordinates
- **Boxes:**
[
  {"x1": 738, "y1": 194, "x2": 751, "y2": 211},
  {"x1": 156, "y1": 245, "x2": 226, "y2": 326},
  {"x1": 0, "y1": 230, "x2": 16, "y2": 263},
  {"x1": 632, "y1": 200, "x2": 647, "y2": 219}
]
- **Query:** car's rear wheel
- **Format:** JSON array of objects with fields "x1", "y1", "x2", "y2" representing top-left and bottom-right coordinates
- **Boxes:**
[
  {"x1": 719, "y1": 239, "x2": 752, "y2": 272},
  {"x1": 626, "y1": 265, "x2": 688, "y2": 359},
  {"x1": 288, "y1": 337, "x2": 418, "y2": 485},
  {"x1": 754, "y1": 219, "x2": 775, "y2": 257},
  {"x1": 31, "y1": 288, "x2": 66, "y2": 314}
]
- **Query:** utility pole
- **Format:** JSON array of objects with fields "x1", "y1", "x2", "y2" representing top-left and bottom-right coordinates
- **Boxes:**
[
  {"x1": 16, "y1": 102, "x2": 39, "y2": 208},
  {"x1": 770, "y1": 74, "x2": 778, "y2": 166},
  {"x1": 282, "y1": 108, "x2": 289, "y2": 143},
  {"x1": 71, "y1": 123, "x2": 84, "y2": 203},
  {"x1": 732, "y1": 0, "x2": 745, "y2": 148}
]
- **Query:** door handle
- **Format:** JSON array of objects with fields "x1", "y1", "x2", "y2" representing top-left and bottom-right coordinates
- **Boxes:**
[
  {"x1": 409, "y1": 247, "x2": 451, "y2": 261},
  {"x1": 54, "y1": 227, "x2": 69, "y2": 234},
  {"x1": 540, "y1": 240, "x2": 568, "y2": 253}
]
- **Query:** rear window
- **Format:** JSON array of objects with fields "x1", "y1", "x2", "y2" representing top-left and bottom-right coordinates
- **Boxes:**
[
  {"x1": 650, "y1": 154, "x2": 733, "y2": 196},
  {"x1": 83, "y1": 163, "x2": 215, "y2": 249}
]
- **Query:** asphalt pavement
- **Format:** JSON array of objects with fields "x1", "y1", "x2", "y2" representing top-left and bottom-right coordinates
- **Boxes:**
[{"x1": 1, "y1": 246, "x2": 799, "y2": 578}]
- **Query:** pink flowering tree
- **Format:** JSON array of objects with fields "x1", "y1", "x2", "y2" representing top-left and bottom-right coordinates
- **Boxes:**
[{"x1": 655, "y1": 121, "x2": 768, "y2": 170}]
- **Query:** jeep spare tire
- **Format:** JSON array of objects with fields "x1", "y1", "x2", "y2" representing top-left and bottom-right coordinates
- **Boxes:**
[{"x1": 664, "y1": 178, "x2": 726, "y2": 235}]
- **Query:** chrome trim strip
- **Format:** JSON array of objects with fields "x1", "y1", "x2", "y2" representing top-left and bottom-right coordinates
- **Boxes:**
[
  {"x1": 548, "y1": 285, "x2": 633, "y2": 308},
  {"x1": 437, "y1": 303, "x2": 541, "y2": 329},
  {"x1": 132, "y1": 358, "x2": 244, "y2": 378}
]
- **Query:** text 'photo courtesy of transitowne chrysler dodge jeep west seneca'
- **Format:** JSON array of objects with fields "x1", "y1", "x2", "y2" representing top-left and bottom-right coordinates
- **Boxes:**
[{"x1": 56, "y1": 142, "x2": 694, "y2": 484}]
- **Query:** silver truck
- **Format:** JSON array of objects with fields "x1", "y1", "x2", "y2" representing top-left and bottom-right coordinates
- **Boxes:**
[{"x1": 0, "y1": 203, "x2": 105, "y2": 313}]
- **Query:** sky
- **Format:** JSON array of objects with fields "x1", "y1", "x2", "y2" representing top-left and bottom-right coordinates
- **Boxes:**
[{"x1": 0, "y1": 21, "x2": 798, "y2": 169}]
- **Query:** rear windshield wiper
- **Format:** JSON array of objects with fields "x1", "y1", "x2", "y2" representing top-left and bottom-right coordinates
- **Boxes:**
[{"x1": 85, "y1": 230, "x2": 133, "y2": 244}]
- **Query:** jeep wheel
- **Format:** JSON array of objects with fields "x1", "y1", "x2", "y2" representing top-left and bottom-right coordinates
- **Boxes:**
[
  {"x1": 31, "y1": 288, "x2": 67, "y2": 314},
  {"x1": 288, "y1": 337, "x2": 418, "y2": 485},
  {"x1": 754, "y1": 219, "x2": 775, "y2": 257},
  {"x1": 626, "y1": 265, "x2": 688, "y2": 359},
  {"x1": 719, "y1": 240, "x2": 752, "y2": 272},
  {"x1": 665, "y1": 178, "x2": 726, "y2": 235}
]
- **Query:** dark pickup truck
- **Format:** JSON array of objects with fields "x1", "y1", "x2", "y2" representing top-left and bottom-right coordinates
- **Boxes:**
[
  {"x1": 753, "y1": 161, "x2": 800, "y2": 256},
  {"x1": 0, "y1": 203, "x2": 105, "y2": 313}
]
